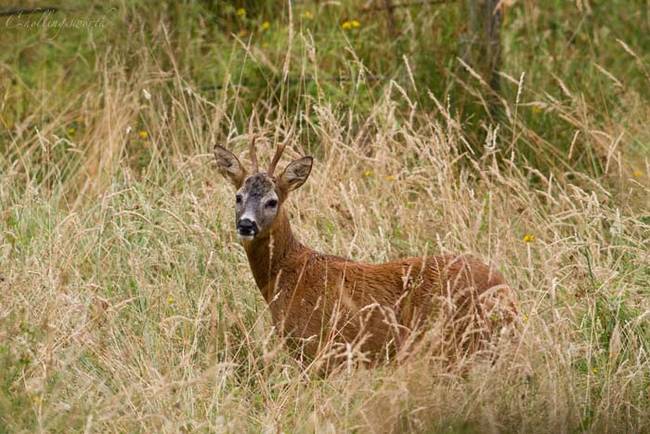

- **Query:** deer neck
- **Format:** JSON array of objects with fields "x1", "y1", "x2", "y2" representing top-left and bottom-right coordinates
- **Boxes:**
[{"x1": 242, "y1": 208, "x2": 303, "y2": 302}]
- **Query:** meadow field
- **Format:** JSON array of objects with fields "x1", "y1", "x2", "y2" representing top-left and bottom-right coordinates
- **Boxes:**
[{"x1": 1, "y1": 0, "x2": 649, "y2": 432}]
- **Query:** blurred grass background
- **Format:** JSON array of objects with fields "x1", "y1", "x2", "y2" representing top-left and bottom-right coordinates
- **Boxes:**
[
  {"x1": 2, "y1": 0, "x2": 649, "y2": 173},
  {"x1": 1, "y1": 0, "x2": 649, "y2": 432}
]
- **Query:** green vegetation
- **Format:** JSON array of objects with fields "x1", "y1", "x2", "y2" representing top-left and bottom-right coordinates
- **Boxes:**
[{"x1": 1, "y1": 0, "x2": 649, "y2": 432}]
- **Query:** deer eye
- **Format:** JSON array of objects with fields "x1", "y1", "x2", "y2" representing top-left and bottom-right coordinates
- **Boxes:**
[
  {"x1": 265, "y1": 199, "x2": 278, "y2": 208},
  {"x1": 235, "y1": 194, "x2": 243, "y2": 204}
]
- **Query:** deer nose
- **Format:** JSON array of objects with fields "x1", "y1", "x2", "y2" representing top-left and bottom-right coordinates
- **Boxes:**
[{"x1": 237, "y1": 218, "x2": 258, "y2": 236}]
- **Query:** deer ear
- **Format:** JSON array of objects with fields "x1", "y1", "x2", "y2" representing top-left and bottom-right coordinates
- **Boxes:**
[
  {"x1": 214, "y1": 145, "x2": 246, "y2": 188},
  {"x1": 278, "y1": 156, "x2": 313, "y2": 192}
]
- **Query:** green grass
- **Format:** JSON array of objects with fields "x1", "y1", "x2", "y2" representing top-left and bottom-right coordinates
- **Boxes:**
[{"x1": 1, "y1": 0, "x2": 649, "y2": 432}]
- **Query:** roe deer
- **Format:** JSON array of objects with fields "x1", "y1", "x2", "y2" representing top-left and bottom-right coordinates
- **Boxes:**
[{"x1": 214, "y1": 138, "x2": 517, "y2": 367}]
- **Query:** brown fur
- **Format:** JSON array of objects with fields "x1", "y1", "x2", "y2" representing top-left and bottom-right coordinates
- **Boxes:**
[
  {"x1": 215, "y1": 144, "x2": 518, "y2": 367},
  {"x1": 241, "y1": 207, "x2": 517, "y2": 366}
]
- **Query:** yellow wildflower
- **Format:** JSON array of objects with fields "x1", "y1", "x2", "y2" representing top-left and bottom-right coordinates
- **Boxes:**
[
  {"x1": 632, "y1": 170, "x2": 643, "y2": 178},
  {"x1": 592, "y1": 367, "x2": 599, "y2": 374},
  {"x1": 261, "y1": 21, "x2": 270, "y2": 31},
  {"x1": 342, "y1": 19, "x2": 361, "y2": 30},
  {"x1": 67, "y1": 127, "x2": 76, "y2": 136},
  {"x1": 385, "y1": 175, "x2": 396, "y2": 181},
  {"x1": 138, "y1": 130, "x2": 149, "y2": 140},
  {"x1": 522, "y1": 314, "x2": 529, "y2": 323},
  {"x1": 301, "y1": 11, "x2": 314, "y2": 20},
  {"x1": 167, "y1": 295, "x2": 174, "y2": 305},
  {"x1": 531, "y1": 105, "x2": 542, "y2": 115},
  {"x1": 362, "y1": 169, "x2": 374, "y2": 177},
  {"x1": 236, "y1": 8, "x2": 246, "y2": 17},
  {"x1": 522, "y1": 234, "x2": 536, "y2": 243}
]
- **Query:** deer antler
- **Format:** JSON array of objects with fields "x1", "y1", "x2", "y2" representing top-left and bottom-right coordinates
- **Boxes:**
[
  {"x1": 248, "y1": 135, "x2": 259, "y2": 173},
  {"x1": 268, "y1": 124, "x2": 295, "y2": 176},
  {"x1": 247, "y1": 110, "x2": 260, "y2": 173},
  {"x1": 267, "y1": 140, "x2": 287, "y2": 177}
]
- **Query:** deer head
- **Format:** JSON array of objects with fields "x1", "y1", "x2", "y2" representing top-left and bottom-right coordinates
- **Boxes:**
[{"x1": 214, "y1": 136, "x2": 313, "y2": 241}]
